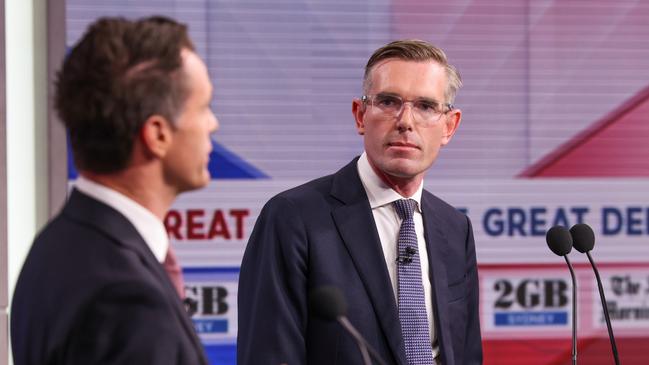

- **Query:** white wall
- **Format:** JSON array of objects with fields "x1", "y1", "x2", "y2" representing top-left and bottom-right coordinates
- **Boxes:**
[
  {"x1": 3, "y1": 0, "x2": 49, "y2": 364},
  {"x1": 1, "y1": 1, "x2": 7, "y2": 362}
]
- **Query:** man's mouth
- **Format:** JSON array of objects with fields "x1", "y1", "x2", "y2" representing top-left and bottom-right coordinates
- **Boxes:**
[{"x1": 387, "y1": 141, "x2": 419, "y2": 150}]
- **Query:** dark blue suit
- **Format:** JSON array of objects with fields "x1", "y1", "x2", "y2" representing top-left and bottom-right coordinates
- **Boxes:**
[
  {"x1": 11, "y1": 190, "x2": 207, "y2": 365},
  {"x1": 238, "y1": 158, "x2": 482, "y2": 364}
]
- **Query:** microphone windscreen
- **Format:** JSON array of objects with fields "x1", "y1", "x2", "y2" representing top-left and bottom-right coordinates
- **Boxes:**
[
  {"x1": 309, "y1": 286, "x2": 347, "y2": 321},
  {"x1": 546, "y1": 225, "x2": 573, "y2": 256},
  {"x1": 570, "y1": 223, "x2": 595, "y2": 253}
]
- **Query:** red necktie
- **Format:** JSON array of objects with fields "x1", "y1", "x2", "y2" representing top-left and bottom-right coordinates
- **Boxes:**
[{"x1": 163, "y1": 244, "x2": 185, "y2": 299}]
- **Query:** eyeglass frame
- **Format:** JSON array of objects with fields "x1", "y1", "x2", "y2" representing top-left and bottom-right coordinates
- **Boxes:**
[{"x1": 360, "y1": 93, "x2": 455, "y2": 125}]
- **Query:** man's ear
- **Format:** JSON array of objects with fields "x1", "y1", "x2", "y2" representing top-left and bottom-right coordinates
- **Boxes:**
[
  {"x1": 352, "y1": 98, "x2": 366, "y2": 135},
  {"x1": 441, "y1": 108, "x2": 462, "y2": 146},
  {"x1": 140, "y1": 115, "x2": 174, "y2": 158}
]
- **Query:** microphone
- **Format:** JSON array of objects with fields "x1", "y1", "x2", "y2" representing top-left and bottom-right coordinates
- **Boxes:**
[
  {"x1": 309, "y1": 286, "x2": 388, "y2": 365},
  {"x1": 570, "y1": 223, "x2": 620, "y2": 365},
  {"x1": 546, "y1": 225, "x2": 578, "y2": 365},
  {"x1": 396, "y1": 246, "x2": 417, "y2": 264}
]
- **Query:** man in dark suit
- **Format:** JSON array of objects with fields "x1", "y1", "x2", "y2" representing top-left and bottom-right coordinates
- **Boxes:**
[
  {"x1": 238, "y1": 40, "x2": 482, "y2": 364},
  {"x1": 11, "y1": 16, "x2": 218, "y2": 364}
]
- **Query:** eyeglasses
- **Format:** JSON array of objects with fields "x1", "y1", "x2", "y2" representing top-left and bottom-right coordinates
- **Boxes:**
[{"x1": 361, "y1": 93, "x2": 453, "y2": 126}]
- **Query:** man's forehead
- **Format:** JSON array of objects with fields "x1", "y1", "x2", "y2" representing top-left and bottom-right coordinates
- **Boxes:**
[
  {"x1": 181, "y1": 49, "x2": 209, "y2": 76},
  {"x1": 370, "y1": 58, "x2": 442, "y2": 73},
  {"x1": 367, "y1": 58, "x2": 447, "y2": 98}
]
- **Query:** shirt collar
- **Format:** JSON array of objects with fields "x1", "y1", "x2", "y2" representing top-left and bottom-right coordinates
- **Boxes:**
[
  {"x1": 357, "y1": 152, "x2": 423, "y2": 213},
  {"x1": 74, "y1": 176, "x2": 169, "y2": 263}
]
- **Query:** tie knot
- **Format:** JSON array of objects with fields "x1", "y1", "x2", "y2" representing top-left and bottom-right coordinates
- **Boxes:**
[{"x1": 393, "y1": 199, "x2": 416, "y2": 220}]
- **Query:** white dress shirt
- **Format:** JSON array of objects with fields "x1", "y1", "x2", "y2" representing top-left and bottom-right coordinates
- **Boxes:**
[
  {"x1": 357, "y1": 152, "x2": 439, "y2": 357},
  {"x1": 74, "y1": 176, "x2": 169, "y2": 263}
]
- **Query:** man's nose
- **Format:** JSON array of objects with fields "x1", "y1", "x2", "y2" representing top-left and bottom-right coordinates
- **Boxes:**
[
  {"x1": 396, "y1": 102, "x2": 416, "y2": 130},
  {"x1": 210, "y1": 113, "x2": 219, "y2": 133}
]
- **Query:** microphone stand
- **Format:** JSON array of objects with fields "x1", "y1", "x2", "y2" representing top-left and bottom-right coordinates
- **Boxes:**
[
  {"x1": 564, "y1": 256, "x2": 577, "y2": 365},
  {"x1": 337, "y1": 316, "x2": 388, "y2": 365},
  {"x1": 586, "y1": 252, "x2": 620, "y2": 365}
]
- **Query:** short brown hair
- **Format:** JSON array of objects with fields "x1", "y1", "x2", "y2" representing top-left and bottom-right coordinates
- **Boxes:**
[
  {"x1": 55, "y1": 16, "x2": 195, "y2": 174},
  {"x1": 363, "y1": 39, "x2": 462, "y2": 104}
]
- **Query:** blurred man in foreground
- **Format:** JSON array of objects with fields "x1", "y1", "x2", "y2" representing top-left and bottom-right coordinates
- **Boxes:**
[
  {"x1": 238, "y1": 40, "x2": 481, "y2": 364},
  {"x1": 11, "y1": 16, "x2": 218, "y2": 365}
]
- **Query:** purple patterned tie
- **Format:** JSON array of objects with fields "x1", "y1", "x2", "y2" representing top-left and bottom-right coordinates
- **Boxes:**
[{"x1": 394, "y1": 199, "x2": 434, "y2": 365}]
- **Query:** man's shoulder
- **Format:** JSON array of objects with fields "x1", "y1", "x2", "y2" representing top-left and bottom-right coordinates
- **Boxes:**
[
  {"x1": 281, "y1": 173, "x2": 335, "y2": 198},
  {"x1": 26, "y1": 204, "x2": 150, "y2": 282},
  {"x1": 34, "y1": 201, "x2": 123, "y2": 252},
  {"x1": 266, "y1": 158, "x2": 359, "y2": 208},
  {"x1": 422, "y1": 189, "x2": 468, "y2": 222},
  {"x1": 260, "y1": 173, "x2": 337, "y2": 216},
  {"x1": 13, "y1": 209, "x2": 153, "y2": 300}
]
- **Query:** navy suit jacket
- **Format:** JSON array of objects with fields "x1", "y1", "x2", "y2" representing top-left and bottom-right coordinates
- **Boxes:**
[
  {"x1": 11, "y1": 189, "x2": 207, "y2": 365},
  {"x1": 238, "y1": 158, "x2": 482, "y2": 364}
]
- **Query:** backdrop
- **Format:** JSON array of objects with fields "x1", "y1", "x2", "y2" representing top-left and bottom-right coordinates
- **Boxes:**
[{"x1": 66, "y1": 1, "x2": 649, "y2": 363}]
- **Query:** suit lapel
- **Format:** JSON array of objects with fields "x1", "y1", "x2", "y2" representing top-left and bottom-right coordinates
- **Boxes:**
[
  {"x1": 330, "y1": 160, "x2": 408, "y2": 365},
  {"x1": 421, "y1": 193, "x2": 454, "y2": 365},
  {"x1": 64, "y1": 190, "x2": 207, "y2": 364}
]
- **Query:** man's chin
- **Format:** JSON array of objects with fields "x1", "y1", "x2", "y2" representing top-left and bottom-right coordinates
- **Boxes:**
[
  {"x1": 178, "y1": 174, "x2": 211, "y2": 194},
  {"x1": 384, "y1": 157, "x2": 419, "y2": 170},
  {"x1": 197, "y1": 172, "x2": 211, "y2": 188},
  {"x1": 382, "y1": 164, "x2": 425, "y2": 180}
]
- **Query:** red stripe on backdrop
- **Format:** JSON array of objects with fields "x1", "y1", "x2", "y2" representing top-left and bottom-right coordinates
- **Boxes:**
[
  {"x1": 479, "y1": 262, "x2": 649, "y2": 270},
  {"x1": 484, "y1": 337, "x2": 647, "y2": 365},
  {"x1": 521, "y1": 84, "x2": 649, "y2": 177}
]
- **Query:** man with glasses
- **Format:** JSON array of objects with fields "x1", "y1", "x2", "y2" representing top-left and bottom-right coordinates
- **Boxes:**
[{"x1": 238, "y1": 40, "x2": 482, "y2": 365}]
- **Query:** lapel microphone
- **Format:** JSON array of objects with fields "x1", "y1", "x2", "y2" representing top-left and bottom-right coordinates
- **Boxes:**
[
  {"x1": 396, "y1": 246, "x2": 417, "y2": 264},
  {"x1": 546, "y1": 225, "x2": 578, "y2": 365},
  {"x1": 569, "y1": 223, "x2": 620, "y2": 365}
]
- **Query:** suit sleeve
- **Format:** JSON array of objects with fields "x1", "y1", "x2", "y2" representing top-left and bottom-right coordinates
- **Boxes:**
[
  {"x1": 237, "y1": 195, "x2": 309, "y2": 365},
  {"x1": 464, "y1": 216, "x2": 483, "y2": 364},
  {"x1": 63, "y1": 281, "x2": 187, "y2": 365}
]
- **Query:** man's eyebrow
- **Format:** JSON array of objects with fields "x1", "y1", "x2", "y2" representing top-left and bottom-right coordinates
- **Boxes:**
[
  {"x1": 375, "y1": 91, "x2": 400, "y2": 97},
  {"x1": 374, "y1": 92, "x2": 442, "y2": 104},
  {"x1": 416, "y1": 97, "x2": 443, "y2": 105}
]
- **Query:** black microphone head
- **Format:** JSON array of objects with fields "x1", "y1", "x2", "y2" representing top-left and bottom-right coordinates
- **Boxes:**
[
  {"x1": 309, "y1": 286, "x2": 347, "y2": 322},
  {"x1": 546, "y1": 225, "x2": 573, "y2": 256},
  {"x1": 570, "y1": 223, "x2": 595, "y2": 253}
]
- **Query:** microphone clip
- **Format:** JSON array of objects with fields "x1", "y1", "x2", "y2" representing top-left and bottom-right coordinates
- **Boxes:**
[{"x1": 396, "y1": 246, "x2": 417, "y2": 264}]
